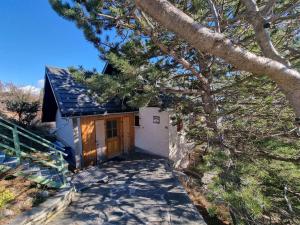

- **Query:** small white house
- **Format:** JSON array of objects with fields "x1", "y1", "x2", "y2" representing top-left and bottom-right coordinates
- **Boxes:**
[{"x1": 42, "y1": 66, "x2": 193, "y2": 169}]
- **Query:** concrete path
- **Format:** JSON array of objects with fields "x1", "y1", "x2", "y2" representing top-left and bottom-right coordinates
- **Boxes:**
[{"x1": 47, "y1": 159, "x2": 206, "y2": 225}]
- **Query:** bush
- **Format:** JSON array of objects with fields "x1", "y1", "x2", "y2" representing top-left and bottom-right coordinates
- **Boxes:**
[
  {"x1": 6, "y1": 100, "x2": 39, "y2": 125},
  {"x1": 0, "y1": 189, "x2": 15, "y2": 208}
]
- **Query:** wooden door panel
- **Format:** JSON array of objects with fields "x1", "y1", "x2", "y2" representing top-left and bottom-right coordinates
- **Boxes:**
[
  {"x1": 106, "y1": 119, "x2": 122, "y2": 158},
  {"x1": 81, "y1": 117, "x2": 97, "y2": 167},
  {"x1": 123, "y1": 116, "x2": 130, "y2": 153},
  {"x1": 107, "y1": 138, "x2": 120, "y2": 158}
]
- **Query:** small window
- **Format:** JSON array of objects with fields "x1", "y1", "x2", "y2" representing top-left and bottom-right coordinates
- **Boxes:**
[
  {"x1": 135, "y1": 115, "x2": 140, "y2": 126},
  {"x1": 106, "y1": 120, "x2": 118, "y2": 138}
]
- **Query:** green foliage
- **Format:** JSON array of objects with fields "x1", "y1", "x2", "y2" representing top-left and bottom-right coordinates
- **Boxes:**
[
  {"x1": 201, "y1": 138, "x2": 300, "y2": 223},
  {"x1": 256, "y1": 138, "x2": 300, "y2": 157},
  {"x1": 69, "y1": 37, "x2": 175, "y2": 109},
  {"x1": 49, "y1": 0, "x2": 300, "y2": 224},
  {"x1": 207, "y1": 205, "x2": 218, "y2": 217},
  {"x1": 189, "y1": 75, "x2": 300, "y2": 224}
]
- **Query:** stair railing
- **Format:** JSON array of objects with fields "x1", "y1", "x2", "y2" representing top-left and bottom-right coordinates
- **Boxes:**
[{"x1": 0, "y1": 117, "x2": 68, "y2": 185}]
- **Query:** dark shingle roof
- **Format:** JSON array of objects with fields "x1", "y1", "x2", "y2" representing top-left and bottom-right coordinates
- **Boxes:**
[{"x1": 43, "y1": 66, "x2": 135, "y2": 119}]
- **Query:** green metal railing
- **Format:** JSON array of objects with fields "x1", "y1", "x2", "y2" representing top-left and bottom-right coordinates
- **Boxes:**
[{"x1": 0, "y1": 117, "x2": 68, "y2": 186}]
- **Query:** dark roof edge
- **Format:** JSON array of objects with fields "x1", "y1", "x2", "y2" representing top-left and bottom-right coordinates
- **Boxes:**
[
  {"x1": 63, "y1": 110, "x2": 139, "y2": 118},
  {"x1": 45, "y1": 66, "x2": 63, "y2": 116},
  {"x1": 102, "y1": 62, "x2": 108, "y2": 74}
]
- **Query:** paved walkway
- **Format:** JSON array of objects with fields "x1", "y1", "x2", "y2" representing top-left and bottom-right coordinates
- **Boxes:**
[{"x1": 47, "y1": 159, "x2": 206, "y2": 225}]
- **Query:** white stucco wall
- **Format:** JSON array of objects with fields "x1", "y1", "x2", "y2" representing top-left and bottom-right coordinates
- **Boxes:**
[
  {"x1": 135, "y1": 107, "x2": 170, "y2": 157},
  {"x1": 55, "y1": 110, "x2": 75, "y2": 149},
  {"x1": 73, "y1": 118, "x2": 83, "y2": 168},
  {"x1": 95, "y1": 120, "x2": 106, "y2": 162},
  {"x1": 169, "y1": 123, "x2": 194, "y2": 168}
]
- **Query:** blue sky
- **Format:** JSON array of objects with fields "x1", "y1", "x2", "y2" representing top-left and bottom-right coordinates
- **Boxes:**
[{"x1": 0, "y1": 0, "x2": 106, "y2": 91}]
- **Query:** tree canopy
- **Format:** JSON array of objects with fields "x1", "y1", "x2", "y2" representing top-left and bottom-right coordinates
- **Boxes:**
[{"x1": 49, "y1": 0, "x2": 300, "y2": 224}]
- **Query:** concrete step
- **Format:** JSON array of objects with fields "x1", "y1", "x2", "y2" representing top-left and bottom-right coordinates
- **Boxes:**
[
  {"x1": 20, "y1": 160, "x2": 30, "y2": 170},
  {"x1": 23, "y1": 163, "x2": 63, "y2": 183},
  {"x1": 40, "y1": 168, "x2": 52, "y2": 178},
  {"x1": 40, "y1": 168, "x2": 61, "y2": 181},
  {"x1": 21, "y1": 164, "x2": 41, "y2": 174},
  {"x1": 0, "y1": 151, "x2": 67, "y2": 188},
  {"x1": 1, "y1": 156, "x2": 18, "y2": 168},
  {"x1": 0, "y1": 151, "x2": 5, "y2": 163},
  {"x1": 51, "y1": 174, "x2": 63, "y2": 183}
]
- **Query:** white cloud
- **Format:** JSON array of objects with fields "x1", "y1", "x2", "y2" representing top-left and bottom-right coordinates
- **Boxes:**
[
  {"x1": 19, "y1": 79, "x2": 44, "y2": 96},
  {"x1": 20, "y1": 85, "x2": 41, "y2": 95},
  {"x1": 37, "y1": 79, "x2": 45, "y2": 88}
]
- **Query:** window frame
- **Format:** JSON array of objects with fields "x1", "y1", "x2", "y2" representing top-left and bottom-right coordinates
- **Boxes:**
[
  {"x1": 106, "y1": 120, "x2": 118, "y2": 139},
  {"x1": 134, "y1": 115, "x2": 140, "y2": 126}
]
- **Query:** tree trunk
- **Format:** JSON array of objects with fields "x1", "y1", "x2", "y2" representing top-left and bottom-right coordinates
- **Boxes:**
[{"x1": 135, "y1": 0, "x2": 300, "y2": 117}]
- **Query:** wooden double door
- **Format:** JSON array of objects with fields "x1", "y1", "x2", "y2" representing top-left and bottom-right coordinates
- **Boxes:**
[
  {"x1": 105, "y1": 119, "x2": 121, "y2": 158},
  {"x1": 104, "y1": 116, "x2": 132, "y2": 158},
  {"x1": 81, "y1": 115, "x2": 134, "y2": 167}
]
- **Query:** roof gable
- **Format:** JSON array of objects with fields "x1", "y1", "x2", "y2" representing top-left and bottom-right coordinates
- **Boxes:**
[
  {"x1": 102, "y1": 63, "x2": 120, "y2": 75},
  {"x1": 42, "y1": 66, "x2": 135, "y2": 122},
  {"x1": 41, "y1": 74, "x2": 57, "y2": 122}
]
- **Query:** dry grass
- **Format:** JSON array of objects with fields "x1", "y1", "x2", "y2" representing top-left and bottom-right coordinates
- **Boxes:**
[{"x1": 0, "y1": 176, "x2": 54, "y2": 225}]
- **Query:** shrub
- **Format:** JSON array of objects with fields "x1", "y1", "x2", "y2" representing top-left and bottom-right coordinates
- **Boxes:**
[{"x1": 0, "y1": 189, "x2": 15, "y2": 208}]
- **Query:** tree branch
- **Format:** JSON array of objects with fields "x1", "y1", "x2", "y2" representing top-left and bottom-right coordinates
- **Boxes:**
[
  {"x1": 261, "y1": 0, "x2": 276, "y2": 16},
  {"x1": 213, "y1": 75, "x2": 253, "y2": 94},
  {"x1": 206, "y1": 0, "x2": 221, "y2": 32},
  {"x1": 135, "y1": 0, "x2": 300, "y2": 117},
  {"x1": 240, "y1": 0, "x2": 290, "y2": 66},
  {"x1": 269, "y1": 2, "x2": 300, "y2": 23},
  {"x1": 135, "y1": 11, "x2": 209, "y2": 86},
  {"x1": 160, "y1": 87, "x2": 200, "y2": 95},
  {"x1": 257, "y1": 150, "x2": 300, "y2": 164}
]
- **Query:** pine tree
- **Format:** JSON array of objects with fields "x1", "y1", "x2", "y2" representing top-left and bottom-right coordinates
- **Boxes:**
[{"x1": 49, "y1": 0, "x2": 300, "y2": 223}]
